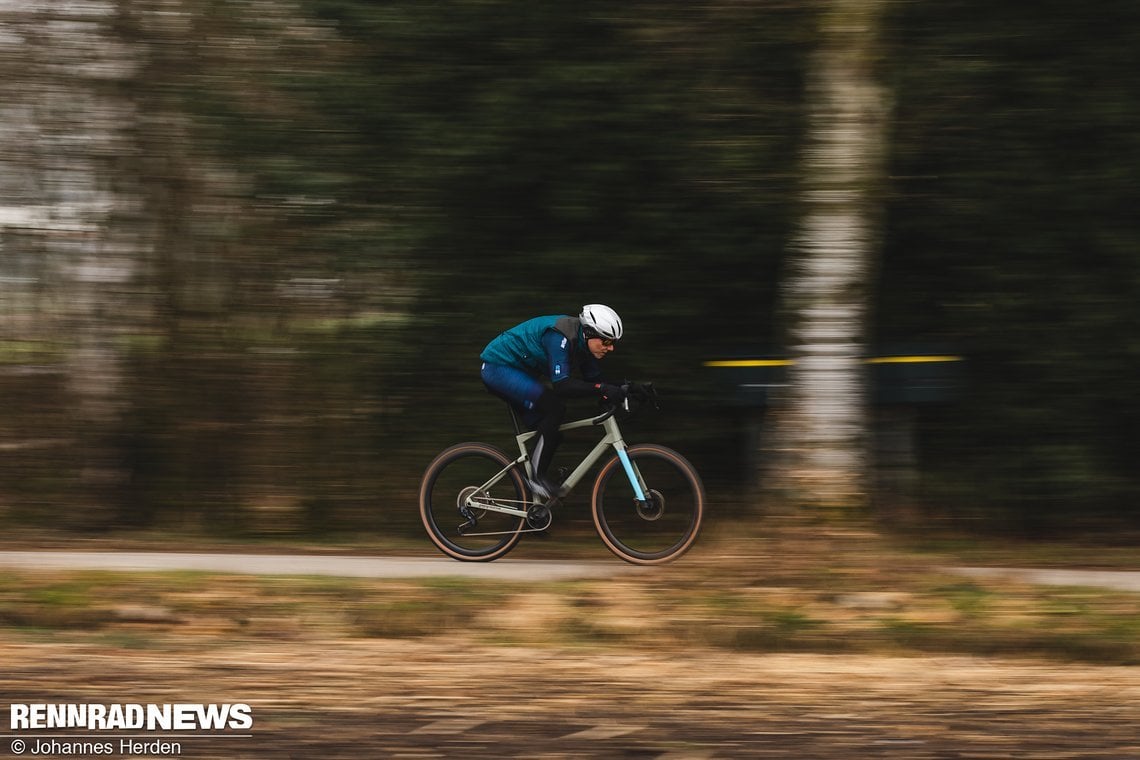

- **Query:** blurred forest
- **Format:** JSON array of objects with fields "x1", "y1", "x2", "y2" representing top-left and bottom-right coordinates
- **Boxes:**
[{"x1": 0, "y1": 0, "x2": 1137, "y2": 538}]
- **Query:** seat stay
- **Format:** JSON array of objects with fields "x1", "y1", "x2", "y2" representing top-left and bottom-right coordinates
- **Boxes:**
[{"x1": 463, "y1": 458, "x2": 530, "y2": 518}]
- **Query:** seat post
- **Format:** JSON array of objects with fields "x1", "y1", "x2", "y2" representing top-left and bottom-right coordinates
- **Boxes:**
[
  {"x1": 482, "y1": 384, "x2": 526, "y2": 436},
  {"x1": 505, "y1": 403, "x2": 523, "y2": 436}
]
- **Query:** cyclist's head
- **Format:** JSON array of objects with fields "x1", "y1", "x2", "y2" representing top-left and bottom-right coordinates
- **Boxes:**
[{"x1": 580, "y1": 304, "x2": 623, "y2": 342}]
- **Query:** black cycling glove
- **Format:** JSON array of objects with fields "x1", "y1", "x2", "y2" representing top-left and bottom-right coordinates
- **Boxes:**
[{"x1": 595, "y1": 383, "x2": 627, "y2": 404}]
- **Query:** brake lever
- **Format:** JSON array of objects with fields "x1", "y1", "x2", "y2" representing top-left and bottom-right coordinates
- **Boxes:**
[{"x1": 640, "y1": 382, "x2": 661, "y2": 411}]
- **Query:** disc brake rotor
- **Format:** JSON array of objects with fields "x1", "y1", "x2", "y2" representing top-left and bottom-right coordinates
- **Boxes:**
[
  {"x1": 636, "y1": 489, "x2": 665, "y2": 521},
  {"x1": 457, "y1": 486, "x2": 488, "y2": 518}
]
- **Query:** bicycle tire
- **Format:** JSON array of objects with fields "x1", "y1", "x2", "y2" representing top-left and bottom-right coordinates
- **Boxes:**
[
  {"x1": 419, "y1": 442, "x2": 527, "y2": 561},
  {"x1": 590, "y1": 443, "x2": 705, "y2": 565}
]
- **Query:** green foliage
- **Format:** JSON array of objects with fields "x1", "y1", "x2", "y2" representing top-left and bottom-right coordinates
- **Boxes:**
[
  {"x1": 110, "y1": 0, "x2": 814, "y2": 532},
  {"x1": 4, "y1": 0, "x2": 1138, "y2": 533},
  {"x1": 287, "y1": 0, "x2": 811, "y2": 358},
  {"x1": 879, "y1": 0, "x2": 1140, "y2": 529}
]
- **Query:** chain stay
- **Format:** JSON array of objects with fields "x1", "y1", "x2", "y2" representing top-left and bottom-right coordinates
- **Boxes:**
[{"x1": 466, "y1": 495, "x2": 530, "y2": 518}]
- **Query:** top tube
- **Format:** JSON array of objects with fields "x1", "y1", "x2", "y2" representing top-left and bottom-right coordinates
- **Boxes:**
[
  {"x1": 558, "y1": 409, "x2": 613, "y2": 433},
  {"x1": 514, "y1": 404, "x2": 620, "y2": 443}
]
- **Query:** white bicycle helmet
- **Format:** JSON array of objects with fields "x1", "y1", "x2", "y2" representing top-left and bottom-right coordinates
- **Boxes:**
[{"x1": 579, "y1": 303, "x2": 623, "y2": 341}]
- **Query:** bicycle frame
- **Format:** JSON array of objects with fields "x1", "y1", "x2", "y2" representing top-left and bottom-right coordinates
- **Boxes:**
[
  {"x1": 422, "y1": 380, "x2": 701, "y2": 564},
  {"x1": 465, "y1": 408, "x2": 649, "y2": 518}
]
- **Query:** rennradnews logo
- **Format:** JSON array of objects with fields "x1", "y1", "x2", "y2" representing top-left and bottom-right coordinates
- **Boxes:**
[{"x1": 10, "y1": 703, "x2": 253, "y2": 732}]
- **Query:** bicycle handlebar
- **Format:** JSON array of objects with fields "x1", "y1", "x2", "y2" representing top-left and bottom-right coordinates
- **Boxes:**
[{"x1": 591, "y1": 381, "x2": 657, "y2": 425}]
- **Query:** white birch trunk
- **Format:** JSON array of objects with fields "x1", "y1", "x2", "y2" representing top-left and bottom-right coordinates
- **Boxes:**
[
  {"x1": 0, "y1": 0, "x2": 143, "y2": 517},
  {"x1": 771, "y1": 0, "x2": 889, "y2": 510}
]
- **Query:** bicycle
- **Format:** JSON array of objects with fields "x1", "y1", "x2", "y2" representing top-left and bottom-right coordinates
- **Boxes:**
[{"x1": 419, "y1": 383, "x2": 705, "y2": 565}]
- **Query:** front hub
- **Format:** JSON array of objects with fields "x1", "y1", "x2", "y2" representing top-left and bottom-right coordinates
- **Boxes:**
[{"x1": 636, "y1": 489, "x2": 665, "y2": 521}]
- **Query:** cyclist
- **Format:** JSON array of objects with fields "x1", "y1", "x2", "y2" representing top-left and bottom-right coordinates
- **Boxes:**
[{"x1": 480, "y1": 304, "x2": 627, "y2": 501}]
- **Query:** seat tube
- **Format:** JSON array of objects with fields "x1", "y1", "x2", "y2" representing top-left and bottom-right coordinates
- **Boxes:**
[
  {"x1": 613, "y1": 442, "x2": 647, "y2": 501},
  {"x1": 514, "y1": 427, "x2": 536, "y2": 479}
]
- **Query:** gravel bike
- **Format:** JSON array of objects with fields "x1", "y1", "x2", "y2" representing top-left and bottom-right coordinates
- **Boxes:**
[{"x1": 419, "y1": 384, "x2": 704, "y2": 565}]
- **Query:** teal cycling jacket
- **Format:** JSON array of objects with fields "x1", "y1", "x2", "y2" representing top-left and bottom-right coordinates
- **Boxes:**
[{"x1": 480, "y1": 315, "x2": 601, "y2": 384}]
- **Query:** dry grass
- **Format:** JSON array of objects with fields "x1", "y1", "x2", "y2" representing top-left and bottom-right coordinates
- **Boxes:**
[
  {"x1": 1, "y1": 517, "x2": 1135, "y2": 663},
  {"x1": 2, "y1": 518, "x2": 1137, "y2": 757}
]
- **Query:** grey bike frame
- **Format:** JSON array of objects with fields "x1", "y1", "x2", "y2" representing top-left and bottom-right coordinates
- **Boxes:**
[{"x1": 465, "y1": 409, "x2": 649, "y2": 518}]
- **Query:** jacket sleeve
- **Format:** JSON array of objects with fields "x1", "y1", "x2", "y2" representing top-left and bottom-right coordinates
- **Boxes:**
[
  {"x1": 553, "y1": 377, "x2": 602, "y2": 398},
  {"x1": 540, "y1": 329, "x2": 600, "y2": 398}
]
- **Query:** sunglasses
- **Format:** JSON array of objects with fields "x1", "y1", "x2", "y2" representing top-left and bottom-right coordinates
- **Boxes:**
[{"x1": 595, "y1": 337, "x2": 617, "y2": 347}]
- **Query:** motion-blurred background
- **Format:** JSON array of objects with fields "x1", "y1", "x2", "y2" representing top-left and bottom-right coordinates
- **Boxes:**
[{"x1": 1, "y1": 0, "x2": 1137, "y2": 540}]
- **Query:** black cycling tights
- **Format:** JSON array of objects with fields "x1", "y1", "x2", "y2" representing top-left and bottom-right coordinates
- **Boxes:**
[{"x1": 530, "y1": 389, "x2": 565, "y2": 480}]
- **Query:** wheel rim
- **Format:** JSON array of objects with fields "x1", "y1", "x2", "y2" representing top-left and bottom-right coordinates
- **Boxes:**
[
  {"x1": 421, "y1": 446, "x2": 526, "y2": 559},
  {"x1": 592, "y1": 447, "x2": 703, "y2": 564}
]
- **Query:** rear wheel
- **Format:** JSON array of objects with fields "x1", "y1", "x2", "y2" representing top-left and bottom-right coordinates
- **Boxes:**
[
  {"x1": 419, "y1": 443, "x2": 527, "y2": 561},
  {"x1": 590, "y1": 444, "x2": 704, "y2": 565}
]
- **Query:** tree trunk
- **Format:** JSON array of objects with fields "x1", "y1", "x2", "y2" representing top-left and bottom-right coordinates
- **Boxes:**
[
  {"x1": 769, "y1": 0, "x2": 889, "y2": 510},
  {"x1": 0, "y1": 0, "x2": 144, "y2": 524}
]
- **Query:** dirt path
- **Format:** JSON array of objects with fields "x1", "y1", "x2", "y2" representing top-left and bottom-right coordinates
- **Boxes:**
[
  {"x1": 2, "y1": 533, "x2": 1136, "y2": 758},
  {"x1": 2, "y1": 639, "x2": 1137, "y2": 758},
  {"x1": 2, "y1": 551, "x2": 1138, "y2": 592},
  {"x1": 950, "y1": 566, "x2": 1140, "y2": 593},
  {"x1": 0, "y1": 550, "x2": 635, "y2": 581}
]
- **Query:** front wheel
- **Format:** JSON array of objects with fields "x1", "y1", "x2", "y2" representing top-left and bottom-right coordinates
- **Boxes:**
[
  {"x1": 590, "y1": 444, "x2": 705, "y2": 565},
  {"x1": 419, "y1": 443, "x2": 527, "y2": 561}
]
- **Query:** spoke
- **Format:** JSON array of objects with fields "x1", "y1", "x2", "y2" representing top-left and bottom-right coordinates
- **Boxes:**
[
  {"x1": 420, "y1": 444, "x2": 527, "y2": 561},
  {"x1": 591, "y1": 444, "x2": 704, "y2": 565}
]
